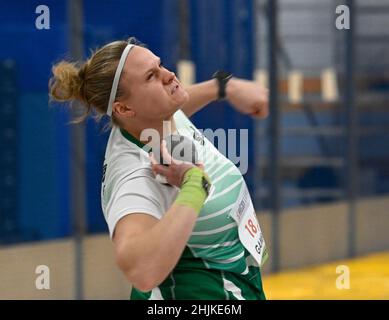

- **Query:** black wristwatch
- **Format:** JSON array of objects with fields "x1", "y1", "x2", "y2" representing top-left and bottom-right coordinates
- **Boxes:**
[{"x1": 212, "y1": 70, "x2": 233, "y2": 100}]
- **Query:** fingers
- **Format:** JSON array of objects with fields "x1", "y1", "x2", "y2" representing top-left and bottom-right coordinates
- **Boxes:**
[
  {"x1": 150, "y1": 141, "x2": 173, "y2": 165},
  {"x1": 250, "y1": 106, "x2": 267, "y2": 119},
  {"x1": 149, "y1": 152, "x2": 170, "y2": 177},
  {"x1": 160, "y1": 140, "x2": 172, "y2": 165},
  {"x1": 161, "y1": 139, "x2": 183, "y2": 165},
  {"x1": 150, "y1": 140, "x2": 202, "y2": 187},
  {"x1": 153, "y1": 165, "x2": 170, "y2": 177},
  {"x1": 151, "y1": 163, "x2": 170, "y2": 177},
  {"x1": 250, "y1": 110, "x2": 261, "y2": 117},
  {"x1": 149, "y1": 152, "x2": 158, "y2": 165}
]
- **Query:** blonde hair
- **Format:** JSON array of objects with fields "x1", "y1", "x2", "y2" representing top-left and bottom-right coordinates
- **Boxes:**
[{"x1": 49, "y1": 37, "x2": 142, "y2": 125}]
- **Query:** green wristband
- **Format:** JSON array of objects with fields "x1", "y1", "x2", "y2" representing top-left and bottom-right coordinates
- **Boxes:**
[{"x1": 174, "y1": 167, "x2": 211, "y2": 214}]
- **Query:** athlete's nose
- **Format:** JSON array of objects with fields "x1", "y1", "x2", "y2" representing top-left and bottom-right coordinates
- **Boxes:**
[{"x1": 163, "y1": 68, "x2": 175, "y2": 85}]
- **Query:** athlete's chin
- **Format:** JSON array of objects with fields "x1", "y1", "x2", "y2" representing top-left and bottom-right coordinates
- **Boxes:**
[
  {"x1": 167, "y1": 101, "x2": 184, "y2": 116},
  {"x1": 174, "y1": 91, "x2": 189, "y2": 107}
]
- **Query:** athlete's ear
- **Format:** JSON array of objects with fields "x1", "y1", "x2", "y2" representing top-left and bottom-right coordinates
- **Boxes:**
[{"x1": 112, "y1": 101, "x2": 135, "y2": 118}]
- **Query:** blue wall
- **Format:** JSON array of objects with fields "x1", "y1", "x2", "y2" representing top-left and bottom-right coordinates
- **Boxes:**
[{"x1": 0, "y1": 1, "x2": 70, "y2": 242}]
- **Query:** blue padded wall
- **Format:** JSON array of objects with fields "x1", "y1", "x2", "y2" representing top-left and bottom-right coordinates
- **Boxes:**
[{"x1": 0, "y1": 1, "x2": 70, "y2": 242}]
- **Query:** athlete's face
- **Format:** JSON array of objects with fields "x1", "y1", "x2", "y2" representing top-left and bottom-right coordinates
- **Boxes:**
[{"x1": 118, "y1": 46, "x2": 189, "y2": 121}]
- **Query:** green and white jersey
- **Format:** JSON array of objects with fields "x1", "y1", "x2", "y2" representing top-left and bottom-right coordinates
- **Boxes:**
[{"x1": 101, "y1": 109, "x2": 267, "y2": 300}]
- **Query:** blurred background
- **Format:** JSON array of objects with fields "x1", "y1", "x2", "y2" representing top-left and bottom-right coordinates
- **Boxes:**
[{"x1": 0, "y1": 0, "x2": 388, "y2": 299}]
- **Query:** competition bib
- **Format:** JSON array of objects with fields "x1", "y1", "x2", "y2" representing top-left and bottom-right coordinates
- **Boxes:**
[{"x1": 229, "y1": 182, "x2": 268, "y2": 268}]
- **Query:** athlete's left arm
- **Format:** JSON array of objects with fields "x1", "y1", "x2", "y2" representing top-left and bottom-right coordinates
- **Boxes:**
[{"x1": 181, "y1": 77, "x2": 269, "y2": 119}]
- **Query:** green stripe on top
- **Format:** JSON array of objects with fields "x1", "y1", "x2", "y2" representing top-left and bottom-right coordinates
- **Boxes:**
[
  {"x1": 191, "y1": 243, "x2": 243, "y2": 260},
  {"x1": 194, "y1": 209, "x2": 234, "y2": 233},
  {"x1": 207, "y1": 170, "x2": 242, "y2": 195},
  {"x1": 197, "y1": 180, "x2": 243, "y2": 219},
  {"x1": 120, "y1": 128, "x2": 152, "y2": 152},
  {"x1": 188, "y1": 223, "x2": 239, "y2": 246}
]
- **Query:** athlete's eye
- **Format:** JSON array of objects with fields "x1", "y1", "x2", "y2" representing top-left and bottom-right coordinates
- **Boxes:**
[{"x1": 147, "y1": 72, "x2": 154, "y2": 81}]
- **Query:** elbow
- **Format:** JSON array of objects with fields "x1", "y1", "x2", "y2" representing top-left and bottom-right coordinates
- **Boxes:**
[
  {"x1": 124, "y1": 268, "x2": 162, "y2": 293},
  {"x1": 115, "y1": 249, "x2": 162, "y2": 293},
  {"x1": 133, "y1": 278, "x2": 159, "y2": 293}
]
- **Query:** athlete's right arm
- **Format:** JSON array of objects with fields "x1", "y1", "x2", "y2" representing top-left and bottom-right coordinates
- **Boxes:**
[
  {"x1": 113, "y1": 202, "x2": 198, "y2": 292},
  {"x1": 113, "y1": 141, "x2": 208, "y2": 292}
]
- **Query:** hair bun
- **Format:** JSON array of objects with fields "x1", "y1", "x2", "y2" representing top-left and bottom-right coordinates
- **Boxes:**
[{"x1": 49, "y1": 62, "x2": 85, "y2": 103}]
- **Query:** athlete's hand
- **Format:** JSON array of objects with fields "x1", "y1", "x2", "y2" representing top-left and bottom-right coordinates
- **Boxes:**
[
  {"x1": 149, "y1": 140, "x2": 204, "y2": 188},
  {"x1": 226, "y1": 78, "x2": 269, "y2": 119}
]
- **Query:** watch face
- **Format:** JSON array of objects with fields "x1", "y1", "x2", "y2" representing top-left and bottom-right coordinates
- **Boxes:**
[
  {"x1": 212, "y1": 70, "x2": 233, "y2": 100},
  {"x1": 215, "y1": 70, "x2": 232, "y2": 80}
]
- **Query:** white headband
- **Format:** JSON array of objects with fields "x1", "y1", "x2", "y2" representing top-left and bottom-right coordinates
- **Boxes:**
[{"x1": 106, "y1": 43, "x2": 134, "y2": 117}]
